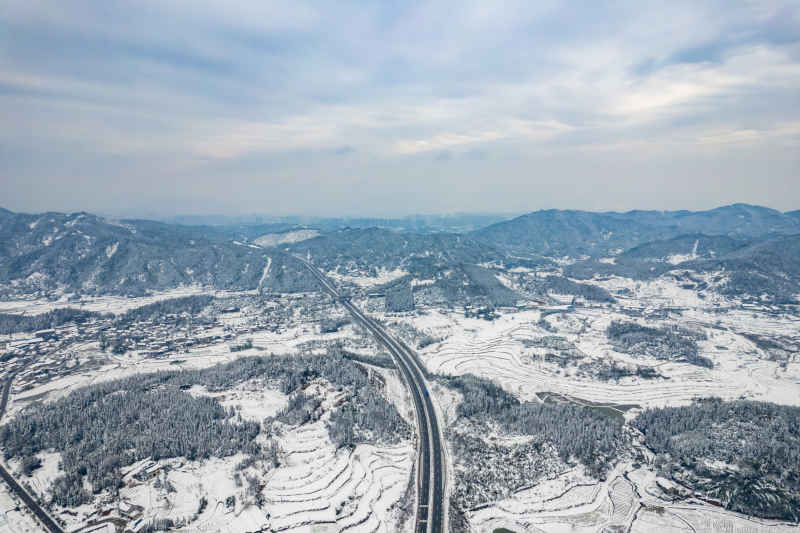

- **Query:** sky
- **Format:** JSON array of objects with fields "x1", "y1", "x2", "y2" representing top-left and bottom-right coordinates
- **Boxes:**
[{"x1": 1, "y1": 1, "x2": 799, "y2": 217}]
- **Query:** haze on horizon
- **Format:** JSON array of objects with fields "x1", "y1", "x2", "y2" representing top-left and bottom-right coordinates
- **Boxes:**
[{"x1": 2, "y1": 1, "x2": 799, "y2": 217}]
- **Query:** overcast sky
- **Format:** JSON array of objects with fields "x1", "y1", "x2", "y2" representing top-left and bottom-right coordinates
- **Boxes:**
[{"x1": 2, "y1": 1, "x2": 799, "y2": 217}]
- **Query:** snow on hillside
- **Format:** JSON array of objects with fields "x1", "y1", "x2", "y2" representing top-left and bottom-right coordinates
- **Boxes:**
[
  {"x1": 254, "y1": 230, "x2": 320, "y2": 247},
  {"x1": 328, "y1": 267, "x2": 409, "y2": 289}
]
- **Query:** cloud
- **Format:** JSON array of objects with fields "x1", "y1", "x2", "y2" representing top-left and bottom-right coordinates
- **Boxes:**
[
  {"x1": 334, "y1": 145, "x2": 355, "y2": 155},
  {"x1": 391, "y1": 120, "x2": 573, "y2": 155},
  {"x1": 434, "y1": 150, "x2": 452, "y2": 162},
  {"x1": 1, "y1": 0, "x2": 799, "y2": 215}
]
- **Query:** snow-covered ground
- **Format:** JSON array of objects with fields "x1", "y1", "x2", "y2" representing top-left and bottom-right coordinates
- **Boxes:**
[
  {"x1": 368, "y1": 268, "x2": 799, "y2": 532},
  {"x1": 113, "y1": 429, "x2": 412, "y2": 533},
  {"x1": 254, "y1": 230, "x2": 320, "y2": 247},
  {"x1": 0, "y1": 482, "x2": 43, "y2": 533},
  {"x1": 469, "y1": 462, "x2": 800, "y2": 533},
  {"x1": 261, "y1": 425, "x2": 412, "y2": 532},
  {"x1": 328, "y1": 267, "x2": 409, "y2": 289},
  {"x1": 187, "y1": 381, "x2": 289, "y2": 422},
  {"x1": 0, "y1": 286, "x2": 231, "y2": 315},
  {"x1": 11, "y1": 378, "x2": 414, "y2": 533},
  {"x1": 395, "y1": 295, "x2": 799, "y2": 409},
  {"x1": 3, "y1": 266, "x2": 798, "y2": 533},
  {"x1": 3, "y1": 312, "x2": 370, "y2": 421}
]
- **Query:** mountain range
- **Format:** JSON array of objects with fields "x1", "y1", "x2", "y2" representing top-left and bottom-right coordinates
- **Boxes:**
[
  {"x1": 1, "y1": 204, "x2": 798, "y2": 302},
  {"x1": 470, "y1": 203, "x2": 800, "y2": 257}
]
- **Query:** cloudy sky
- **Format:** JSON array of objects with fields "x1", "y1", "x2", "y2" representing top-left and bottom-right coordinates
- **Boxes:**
[{"x1": 2, "y1": 1, "x2": 799, "y2": 216}]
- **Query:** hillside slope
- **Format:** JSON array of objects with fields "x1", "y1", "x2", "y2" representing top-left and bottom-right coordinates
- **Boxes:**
[
  {"x1": 0, "y1": 210, "x2": 268, "y2": 297},
  {"x1": 472, "y1": 204, "x2": 800, "y2": 257}
]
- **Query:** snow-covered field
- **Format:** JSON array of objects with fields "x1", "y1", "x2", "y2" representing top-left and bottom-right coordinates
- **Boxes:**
[
  {"x1": 396, "y1": 291, "x2": 799, "y2": 409},
  {"x1": 112, "y1": 425, "x2": 412, "y2": 533},
  {"x1": 328, "y1": 268, "x2": 409, "y2": 289},
  {"x1": 469, "y1": 462, "x2": 800, "y2": 533},
  {"x1": 371, "y1": 270, "x2": 800, "y2": 532},
  {"x1": 254, "y1": 230, "x2": 320, "y2": 247},
  {"x1": 0, "y1": 286, "x2": 230, "y2": 315}
]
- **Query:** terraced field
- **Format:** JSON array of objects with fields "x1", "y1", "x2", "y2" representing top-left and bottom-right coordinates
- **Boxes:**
[
  {"x1": 667, "y1": 508, "x2": 800, "y2": 533},
  {"x1": 469, "y1": 466, "x2": 800, "y2": 533},
  {"x1": 606, "y1": 477, "x2": 637, "y2": 529},
  {"x1": 424, "y1": 321, "x2": 740, "y2": 408},
  {"x1": 264, "y1": 421, "x2": 413, "y2": 532}
]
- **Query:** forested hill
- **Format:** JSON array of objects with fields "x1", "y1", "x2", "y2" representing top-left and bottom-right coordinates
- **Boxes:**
[
  {"x1": 471, "y1": 204, "x2": 800, "y2": 257},
  {"x1": 284, "y1": 227, "x2": 501, "y2": 272},
  {"x1": 563, "y1": 233, "x2": 800, "y2": 303},
  {"x1": 0, "y1": 209, "x2": 270, "y2": 297},
  {"x1": 2, "y1": 205, "x2": 799, "y2": 302},
  {"x1": 0, "y1": 209, "x2": 507, "y2": 298},
  {"x1": 617, "y1": 234, "x2": 747, "y2": 262}
]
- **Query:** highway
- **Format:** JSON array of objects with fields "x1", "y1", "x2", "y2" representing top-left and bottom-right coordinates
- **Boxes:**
[
  {"x1": 291, "y1": 255, "x2": 445, "y2": 533},
  {"x1": 0, "y1": 376, "x2": 66, "y2": 533}
]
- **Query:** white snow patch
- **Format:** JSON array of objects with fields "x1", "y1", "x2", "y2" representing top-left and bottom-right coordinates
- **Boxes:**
[
  {"x1": 0, "y1": 286, "x2": 220, "y2": 316},
  {"x1": 469, "y1": 461, "x2": 799, "y2": 532},
  {"x1": 399, "y1": 303, "x2": 800, "y2": 410},
  {"x1": 187, "y1": 382, "x2": 288, "y2": 422},
  {"x1": 105, "y1": 241, "x2": 119, "y2": 258},
  {"x1": 64, "y1": 214, "x2": 86, "y2": 227},
  {"x1": 254, "y1": 229, "x2": 320, "y2": 247},
  {"x1": 665, "y1": 239, "x2": 700, "y2": 265},
  {"x1": 257, "y1": 256, "x2": 272, "y2": 293},
  {"x1": 329, "y1": 267, "x2": 409, "y2": 289},
  {"x1": 495, "y1": 272, "x2": 516, "y2": 290},
  {"x1": 232, "y1": 240, "x2": 262, "y2": 249}
]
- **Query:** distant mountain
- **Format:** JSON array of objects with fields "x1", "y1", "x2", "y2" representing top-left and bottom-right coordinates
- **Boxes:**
[
  {"x1": 164, "y1": 212, "x2": 514, "y2": 234},
  {"x1": 618, "y1": 234, "x2": 748, "y2": 263},
  {"x1": 690, "y1": 234, "x2": 800, "y2": 302},
  {"x1": 567, "y1": 232, "x2": 800, "y2": 303},
  {"x1": 3, "y1": 205, "x2": 797, "y2": 302},
  {"x1": 0, "y1": 208, "x2": 508, "y2": 298},
  {"x1": 472, "y1": 204, "x2": 800, "y2": 257},
  {"x1": 658, "y1": 204, "x2": 799, "y2": 236},
  {"x1": 470, "y1": 209, "x2": 672, "y2": 257},
  {"x1": 0, "y1": 209, "x2": 269, "y2": 297},
  {"x1": 285, "y1": 227, "x2": 502, "y2": 274},
  {"x1": 611, "y1": 231, "x2": 800, "y2": 302}
]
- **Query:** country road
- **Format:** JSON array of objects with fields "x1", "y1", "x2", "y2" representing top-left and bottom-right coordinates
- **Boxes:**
[{"x1": 291, "y1": 255, "x2": 446, "y2": 533}]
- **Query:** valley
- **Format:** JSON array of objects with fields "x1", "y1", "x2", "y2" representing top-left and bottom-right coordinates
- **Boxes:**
[{"x1": 0, "y1": 205, "x2": 799, "y2": 532}]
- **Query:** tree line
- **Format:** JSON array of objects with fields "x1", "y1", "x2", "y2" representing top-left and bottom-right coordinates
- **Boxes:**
[{"x1": 606, "y1": 320, "x2": 712, "y2": 368}]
